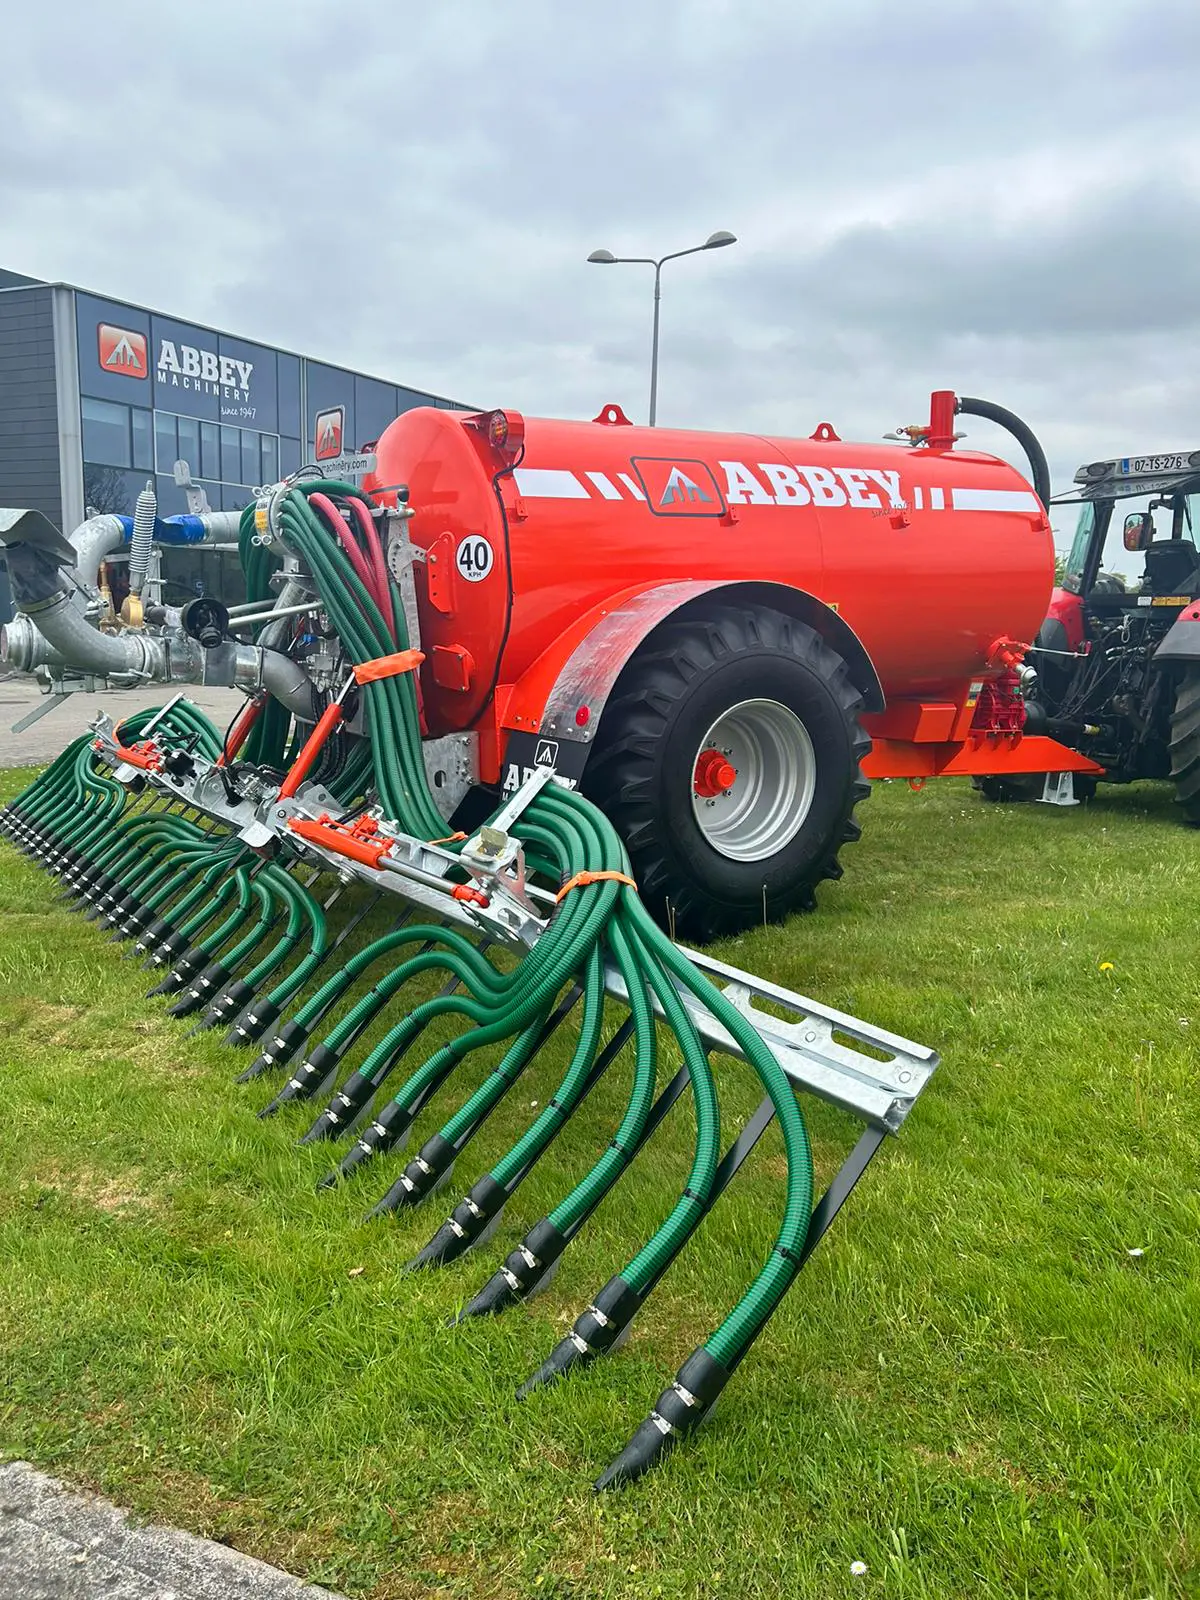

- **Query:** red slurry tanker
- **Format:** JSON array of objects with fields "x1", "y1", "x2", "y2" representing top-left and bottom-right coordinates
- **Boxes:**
[{"x1": 365, "y1": 390, "x2": 1096, "y2": 937}]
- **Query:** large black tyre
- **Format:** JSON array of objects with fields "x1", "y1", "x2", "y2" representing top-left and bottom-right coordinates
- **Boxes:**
[
  {"x1": 583, "y1": 603, "x2": 869, "y2": 942},
  {"x1": 1168, "y1": 668, "x2": 1200, "y2": 823}
]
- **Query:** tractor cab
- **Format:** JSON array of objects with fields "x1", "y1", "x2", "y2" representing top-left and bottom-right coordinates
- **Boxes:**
[
  {"x1": 1003, "y1": 450, "x2": 1200, "y2": 803},
  {"x1": 1057, "y1": 454, "x2": 1200, "y2": 608}
]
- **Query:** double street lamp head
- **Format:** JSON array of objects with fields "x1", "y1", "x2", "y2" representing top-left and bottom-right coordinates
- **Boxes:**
[
  {"x1": 585, "y1": 230, "x2": 738, "y2": 427},
  {"x1": 587, "y1": 231, "x2": 736, "y2": 264}
]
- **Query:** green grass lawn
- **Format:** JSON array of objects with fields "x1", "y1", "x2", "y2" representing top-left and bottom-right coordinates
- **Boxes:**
[{"x1": 1, "y1": 769, "x2": 1198, "y2": 1600}]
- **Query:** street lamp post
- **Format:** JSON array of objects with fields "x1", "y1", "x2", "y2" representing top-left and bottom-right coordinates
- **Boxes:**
[{"x1": 587, "y1": 230, "x2": 737, "y2": 426}]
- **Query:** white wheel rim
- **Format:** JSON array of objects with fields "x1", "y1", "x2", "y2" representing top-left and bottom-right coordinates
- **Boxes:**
[{"x1": 689, "y1": 698, "x2": 817, "y2": 862}]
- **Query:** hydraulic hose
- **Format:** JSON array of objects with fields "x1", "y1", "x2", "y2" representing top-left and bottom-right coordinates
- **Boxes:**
[{"x1": 955, "y1": 395, "x2": 1051, "y2": 512}]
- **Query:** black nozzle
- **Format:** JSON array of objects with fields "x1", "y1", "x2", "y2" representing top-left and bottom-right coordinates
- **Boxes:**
[
  {"x1": 206, "y1": 979, "x2": 255, "y2": 1026},
  {"x1": 226, "y1": 997, "x2": 281, "y2": 1046},
  {"x1": 594, "y1": 1415, "x2": 679, "y2": 1491},
  {"x1": 258, "y1": 1041, "x2": 342, "y2": 1116},
  {"x1": 594, "y1": 1347, "x2": 731, "y2": 1491},
  {"x1": 457, "y1": 1217, "x2": 567, "y2": 1322},
  {"x1": 73, "y1": 871, "x2": 115, "y2": 907},
  {"x1": 102, "y1": 891, "x2": 144, "y2": 929},
  {"x1": 237, "y1": 1015, "x2": 309, "y2": 1083},
  {"x1": 267, "y1": 1017, "x2": 312, "y2": 1068},
  {"x1": 167, "y1": 961, "x2": 231, "y2": 1017},
  {"x1": 517, "y1": 1339, "x2": 586, "y2": 1398},
  {"x1": 405, "y1": 1174, "x2": 507, "y2": 1272},
  {"x1": 134, "y1": 917, "x2": 176, "y2": 958},
  {"x1": 146, "y1": 948, "x2": 203, "y2": 998},
  {"x1": 294, "y1": 1069, "x2": 376, "y2": 1143},
  {"x1": 367, "y1": 1131, "x2": 454, "y2": 1220},
  {"x1": 321, "y1": 1096, "x2": 417, "y2": 1190},
  {"x1": 517, "y1": 1274, "x2": 642, "y2": 1398},
  {"x1": 144, "y1": 929, "x2": 190, "y2": 969}
]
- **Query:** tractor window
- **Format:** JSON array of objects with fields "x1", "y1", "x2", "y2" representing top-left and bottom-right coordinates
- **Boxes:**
[{"x1": 1062, "y1": 502, "x2": 1095, "y2": 594}]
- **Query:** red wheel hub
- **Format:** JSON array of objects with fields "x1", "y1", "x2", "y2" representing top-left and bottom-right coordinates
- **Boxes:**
[{"x1": 693, "y1": 747, "x2": 737, "y2": 798}]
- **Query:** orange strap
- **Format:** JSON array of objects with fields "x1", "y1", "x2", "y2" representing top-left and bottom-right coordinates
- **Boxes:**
[
  {"x1": 428, "y1": 831, "x2": 468, "y2": 845},
  {"x1": 555, "y1": 869, "x2": 637, "y2": 903},
  {"x1": 353, "y1": 649, "x2": 425, "y2": 685}
]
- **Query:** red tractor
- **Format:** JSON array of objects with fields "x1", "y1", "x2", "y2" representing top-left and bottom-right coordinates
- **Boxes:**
[{"x1": 976, "y1": 448, "x2": 1200, "y2": 817}]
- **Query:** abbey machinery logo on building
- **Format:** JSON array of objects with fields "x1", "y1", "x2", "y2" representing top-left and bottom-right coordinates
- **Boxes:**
[
  {"x1": 96, "y1": 323, "x2": 253, "y2": 403},
  {"x1": 98, "y1": 324, "x2": 148, "y2": 379},
  {"x1": 156, "y1": 339, "x2": 253, "y2": 404}
]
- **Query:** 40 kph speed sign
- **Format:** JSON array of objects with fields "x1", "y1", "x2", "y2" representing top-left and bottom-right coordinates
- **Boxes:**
[{"x1": 456, "y1": 535, "x2": 494, "y2": 582}]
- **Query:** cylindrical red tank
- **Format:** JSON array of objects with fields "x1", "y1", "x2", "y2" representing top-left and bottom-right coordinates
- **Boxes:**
[{"x1": 371, "y1": 406, "x2": 1054, "y2": 735}]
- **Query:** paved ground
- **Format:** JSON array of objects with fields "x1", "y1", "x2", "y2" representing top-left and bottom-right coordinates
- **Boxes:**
[
  {"x1": 0, "y1": 1463, "x2": 343, "y2": 1600},
  {"x1": 0, "y1": 677, "x2": 244, "y2": 770}
]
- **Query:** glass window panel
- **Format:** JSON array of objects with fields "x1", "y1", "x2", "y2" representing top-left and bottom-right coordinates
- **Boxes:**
[
  {"x1": 279, "y1": 436, "x2": 301, "y2": 477},
  {"x1": 260, "y1": 434, "x2": 278, "y2": 485},
  {"x1": 221, "y1": 426, "x2": 241, "y2": 483},
  {"x1": 241, "y1": 429, "x2": 259, "y2": 487},
  {"x1": 1064, "y1": 503, "x2": 1094, "y2": 594},
  {"x1": 176, "y1": 415, "x2": 201, "y2": 477},
  {"x1": 154, "y1": 412, "x2": 177, "y2": 473},
  {"x1": 81, "y1": 397, "x2": 130, "y2": 468},
  {"x1": 130, "y1": 408, "x2": 153, "y2": 471},
  {"x1": 200, "y1": 422, "x2": 220, "y2": 479}
]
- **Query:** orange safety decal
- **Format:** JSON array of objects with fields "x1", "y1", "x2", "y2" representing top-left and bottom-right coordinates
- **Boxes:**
[
  {"x1": 352, "y1": 649, "x2": 425, "y2": 685},
  {"x1": 555, "y1": 869, "x2": 637, "y2": 903}
]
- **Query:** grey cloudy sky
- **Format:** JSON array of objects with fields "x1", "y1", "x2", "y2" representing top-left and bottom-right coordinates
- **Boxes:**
[{"x1": 3, "y1": 0, "x2": 1198, "y2": 530}]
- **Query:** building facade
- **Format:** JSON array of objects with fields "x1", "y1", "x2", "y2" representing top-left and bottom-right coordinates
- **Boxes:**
[{"x1": 0, "y1": 267, "x2": 472, "y2": 619}]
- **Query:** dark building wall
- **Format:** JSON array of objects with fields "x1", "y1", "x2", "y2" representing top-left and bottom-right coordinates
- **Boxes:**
[
  {"x1": 0, "y1": 288, "x2": 61, "y2": 525},
  {"x1": 0, "y1": 287, "x2": 62, "y2": 623}
]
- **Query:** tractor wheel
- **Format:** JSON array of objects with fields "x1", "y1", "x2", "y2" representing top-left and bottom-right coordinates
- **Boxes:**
[
  {"x1": 1168, "y1": 667, "x2": 1200, "y2": 823},
  {"x1": 583, "y1": 603, "x2": 869, "y2": 942}
]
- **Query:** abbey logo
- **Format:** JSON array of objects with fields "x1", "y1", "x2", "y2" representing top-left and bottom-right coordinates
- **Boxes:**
[
  {"x1": 661, "y1": 467, "x2": 713, "y2": 506},
  {"x1": 315, "y1": 406, "x2": 345, "y2": 462},
  {"x1": 98, "y1": 324, "x2": 148, "y2": 379},
  {"x1": 631, "y1": 457, "x2": 726, "y2": 517}
]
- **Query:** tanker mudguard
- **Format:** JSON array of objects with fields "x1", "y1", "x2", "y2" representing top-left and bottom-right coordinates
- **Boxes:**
[
  {"x1": 1154, "y1": 605, "x2": 1200, "y2": 665},
  {"x1": 499, "y1": 578, "x2": 884, "y2": 793}
]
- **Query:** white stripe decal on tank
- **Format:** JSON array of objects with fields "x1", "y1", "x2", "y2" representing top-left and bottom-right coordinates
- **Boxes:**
[
  {"x1": 951, "y1": 488, "x2": 1041, "y2": 513},
  {"x1": 930, "y1": 486, "x2": 946, "y2": 511},
  {"x1": 586, "y1": 471, "x2": 623, "y2": 500},
  {"x1": 617, "y1": 473, "x2": 646, "y2": 502},
  {"x1": 513, "y1": 468, "x2": 591, "y2": 499}
]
